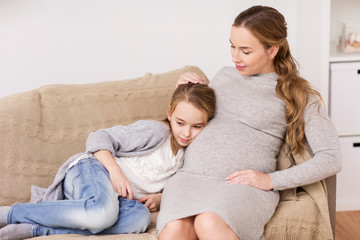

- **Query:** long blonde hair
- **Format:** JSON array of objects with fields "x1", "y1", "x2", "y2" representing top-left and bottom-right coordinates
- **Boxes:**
[{"x1": 233, "y1": 5, "x2": 323, "y2": 154}]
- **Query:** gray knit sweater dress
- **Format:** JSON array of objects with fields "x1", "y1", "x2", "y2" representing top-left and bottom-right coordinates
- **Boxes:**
[{"x1": 156, "y1": 67, "x2": 342, "y2": 240}]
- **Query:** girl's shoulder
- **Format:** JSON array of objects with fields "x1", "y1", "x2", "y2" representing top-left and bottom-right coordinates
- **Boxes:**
[{"x1": 131, "y1": 119, "x2": 170, "y2": 131}]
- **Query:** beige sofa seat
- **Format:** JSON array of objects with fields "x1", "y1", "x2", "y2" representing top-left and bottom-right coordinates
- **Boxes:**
[{"x1": 0, "y1": 66, "x2": 336, "y2": 239}]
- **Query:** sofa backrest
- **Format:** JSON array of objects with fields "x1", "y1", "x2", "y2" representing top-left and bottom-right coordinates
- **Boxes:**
[{"x1": 0, "y1": 66, "x2": 207, "y2": 205}]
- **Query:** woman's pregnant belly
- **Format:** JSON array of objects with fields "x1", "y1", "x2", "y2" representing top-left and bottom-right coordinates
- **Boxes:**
[{"x1": 181, "y1": 117, "x2": 282, "y2": 179}]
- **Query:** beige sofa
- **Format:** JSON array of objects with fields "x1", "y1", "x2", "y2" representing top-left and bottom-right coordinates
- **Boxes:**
[{"x1": 0, "y1": 66, "x2": 336, "y2": 239}]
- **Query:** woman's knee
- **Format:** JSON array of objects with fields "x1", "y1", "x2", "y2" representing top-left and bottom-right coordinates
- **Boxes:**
[
  {"x1": 159, "y1": 217, "x2": 197, "y2": 240},
  {"x1": 194, "y1": 212, "x2": 239, "y2": 240},
  {"x1": 194, "y1": 212, "x2": 219, "y2": 230}
]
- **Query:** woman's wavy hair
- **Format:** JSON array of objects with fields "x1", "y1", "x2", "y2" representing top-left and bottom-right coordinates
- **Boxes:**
[{"x1": 233, "y1": 5, "x2": 323, "y2": 154}]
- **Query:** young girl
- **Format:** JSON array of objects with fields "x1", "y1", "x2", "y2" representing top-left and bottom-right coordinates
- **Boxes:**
[{"x1": 0, "y1": 83, "x2": 216, "y2": 239}]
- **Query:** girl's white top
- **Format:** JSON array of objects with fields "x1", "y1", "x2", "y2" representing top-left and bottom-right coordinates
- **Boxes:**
[
  {"x1": 69, "y1": 135, "x2": 184, "y2": 200},
  {"x1": 115, "y1": 135, "x2": 184, "y2": 199}
]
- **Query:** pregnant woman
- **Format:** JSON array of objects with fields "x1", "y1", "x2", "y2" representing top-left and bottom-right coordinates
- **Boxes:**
[{"x1": 157, "y1": 5, "x2": 342, "y2": 240}]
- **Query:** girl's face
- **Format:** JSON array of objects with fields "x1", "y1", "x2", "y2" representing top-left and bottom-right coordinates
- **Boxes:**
[
  {"x1": 167, "y1": 101, "x2": 206, "y2": 151},
  {"x1": 230, "y1": 26, "x2": 278, "y2": 76}
]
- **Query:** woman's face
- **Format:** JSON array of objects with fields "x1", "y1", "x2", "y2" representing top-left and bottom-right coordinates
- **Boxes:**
[{"x1": 230, "y1": 26, "x2": 278, "y2": 76}]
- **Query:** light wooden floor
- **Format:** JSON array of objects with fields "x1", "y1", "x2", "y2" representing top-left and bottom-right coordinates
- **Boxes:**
[{"x1": 335, "y1": 211, "x2": 360, "y2": 240}]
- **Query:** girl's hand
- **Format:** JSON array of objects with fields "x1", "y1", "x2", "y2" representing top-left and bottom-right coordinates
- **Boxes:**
[
  {"x1": 137, "y1": 193, "x2": 162, "y2": 212},
  {"x1": 108, "y1": 168, "x2": 134, "y2": 200},
  {"x1": 226, "y1": 169, "x2": 274, "y2": 191},
  {"x1": 93, "y1": 150, "x2": 134, "y2": 199},
  {"x1": 176, "y1": 72, "x2": 205, "y2": 88}
]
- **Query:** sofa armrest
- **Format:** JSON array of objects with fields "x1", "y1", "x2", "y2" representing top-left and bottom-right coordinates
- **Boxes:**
[{"x1": 325, "y1": 174, "x2": 336, "y2": 236}]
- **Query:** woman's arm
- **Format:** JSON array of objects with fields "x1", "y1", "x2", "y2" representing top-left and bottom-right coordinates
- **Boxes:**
[
  {"x1": 93, "y1": 150, "x2": 134, "y2": 199},
  {"x1": 269, "y1": 100, "x2": 342, "y2": 191},
  {"x1": 226, "y1": 99, "x2": 342, "y2": 191}
]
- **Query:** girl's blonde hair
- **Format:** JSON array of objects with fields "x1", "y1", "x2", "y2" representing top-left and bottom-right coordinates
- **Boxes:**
[
  {"x1": 166, "y1": 83, "x2": 216, "y2": 125},
  {"x1": 164, "y1": 83, "x2": 216, "y2": 154},
  {"x1": 233, "y1": 5, "x2": 323, "y2": 154}
]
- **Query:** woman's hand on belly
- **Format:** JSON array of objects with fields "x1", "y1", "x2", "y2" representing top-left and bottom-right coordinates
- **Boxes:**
[{"x1": 226, "y1": 169, "x2": 274, "y2": 191}]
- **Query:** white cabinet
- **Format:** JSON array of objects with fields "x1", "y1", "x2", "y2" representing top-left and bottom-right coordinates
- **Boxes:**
[
  {"x1": 336, "y1": 137, "x2": 360, "y2": 211},
  {"x1": 328, "y1": 0, "x2": 360, "y2": 212},
  {"x1": 330, "y1": 62, "x2": 360, "y2": 211},
  {"x1": 330, "y1": 62, "x2": 360, "y2": 136}
]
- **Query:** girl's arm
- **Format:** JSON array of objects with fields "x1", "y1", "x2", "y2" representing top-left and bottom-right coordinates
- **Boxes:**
[
  {"x1": 86, "y1": 120, "x2": 170, "y2": 157},
  {"x1": 93, "y1": 150, "x2": 134, "y2": 200}
]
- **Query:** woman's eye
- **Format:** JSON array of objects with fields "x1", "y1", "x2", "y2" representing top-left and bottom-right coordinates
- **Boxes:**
[
  {"x1": 193, "y1": 125, "x2": 203, "y2": 129},
  {"x1": 242, "y1": 51, "x2": 250, "y2": 55},
  {"x1": 177, "y1": 122, "x2": 184, "y2": 126}
]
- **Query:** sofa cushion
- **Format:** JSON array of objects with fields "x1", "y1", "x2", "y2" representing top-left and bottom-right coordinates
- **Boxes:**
[{"x1": 31, "y1": 213, "x2": 159, "y2": 240}]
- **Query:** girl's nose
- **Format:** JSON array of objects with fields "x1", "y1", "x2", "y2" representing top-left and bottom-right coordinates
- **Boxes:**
[{"x1": 183, "y1": 127, "x2": 191, "y2": 137}]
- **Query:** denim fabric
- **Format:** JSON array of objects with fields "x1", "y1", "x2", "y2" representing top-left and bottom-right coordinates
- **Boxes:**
[
  {"x1": 7, "y1": 158, "x2": 151, "y2": 236},
  {"x1": 32, "y1": 198, "x2": 151, "y2": 236}
]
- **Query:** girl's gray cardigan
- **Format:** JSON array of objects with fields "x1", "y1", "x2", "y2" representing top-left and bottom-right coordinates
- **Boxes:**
[{"x1": 30, "y1": 120, "x2": 170, "y2": 203}]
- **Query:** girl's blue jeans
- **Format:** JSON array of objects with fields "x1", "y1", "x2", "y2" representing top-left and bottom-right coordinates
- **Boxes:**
[{"x1": 7, "y1": 158, "x2": 151, "y2": 236}]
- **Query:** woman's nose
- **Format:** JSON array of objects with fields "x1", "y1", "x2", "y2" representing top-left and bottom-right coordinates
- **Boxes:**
[{"x1": 232, "y1": 49, "x2": 241, "y2": 63}]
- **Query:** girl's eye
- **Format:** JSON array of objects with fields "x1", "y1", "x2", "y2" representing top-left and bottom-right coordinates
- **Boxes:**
[
  {"x1": 193, "y1": 125, "x2": 203, "y2": 129},
  {"x1": 242, "y1": 51, "x2": 250, "y2": 55},
  {"x1": 177, "y1": 122, "x2": 184, "y2": 126}
]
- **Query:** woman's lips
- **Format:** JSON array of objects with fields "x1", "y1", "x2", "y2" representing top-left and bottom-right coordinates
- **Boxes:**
[{"x1": 236, "y1": 65, "x2": 246, "y2": 71}]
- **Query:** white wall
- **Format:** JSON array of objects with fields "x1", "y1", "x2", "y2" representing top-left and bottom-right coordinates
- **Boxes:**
[
  {"x1": 0, "y1": 0, "x2": 299, "y2": 98},
  {"x1": 297, "y1": 0, "x2": 330, "y2": 107},
  {"x1": 330, "y1": 0, "x2": 360, "y2": 45}
]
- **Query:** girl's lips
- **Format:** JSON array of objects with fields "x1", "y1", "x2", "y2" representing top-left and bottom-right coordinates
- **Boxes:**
[
  {"x1": 236, "y1": 65, "x2": 246, "y2": 71},
  {"x1": 180, "y1": 138, "x2": 190, "y2": 143}
]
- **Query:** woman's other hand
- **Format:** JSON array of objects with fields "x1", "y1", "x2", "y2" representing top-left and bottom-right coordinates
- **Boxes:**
[
  {"x1": 176, "y1": 72, "x2": 205, "y2": 88},
  {"x1": 226, "y1": 169, "x2": 274, "y2": 191},
  {"x1": 137, "y1": 193, "x2": 162, "y2": 212}
]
